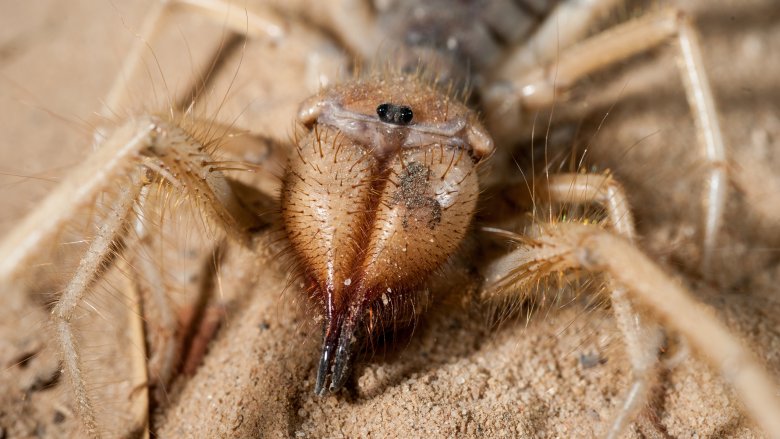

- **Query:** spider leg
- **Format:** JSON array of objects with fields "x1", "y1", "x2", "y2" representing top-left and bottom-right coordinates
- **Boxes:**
[
  {"x1": 52, "y1": 171, "x2": 145, "y2": 438},
  {"x1": 268, "y1": 0, "x2": 382, "y2": 59},
  {"x1": 485, "y1": 173, "x2": 663, "y2": 437},
  {"x1": 482, "y1": 211, "x2": 780, "y2": 436},
  {"x1": 103, "y1": 0, "x2": 383, "y2": 120},
  {"x1": 485, "y1": 9, "x2": 727, "y2": 276},
  {"x1": 103, "y1": 0, "x2": 287, "y2": 116},
  {"x1": 121, "y1": 250, "x2": 152, "y2": 439},
  {"x1": 127, "y1": 184, "x2": 180, "y2": 404},
  {"x1": 499, "y1": 0, "x2": 626, "y2": 74},
  {"x1": 0, "y1": 116, "x2": 270, "y2": 437},
  {"x1": 532, "y1": 173, "x2": 635, "y2": 239},
  {"x1": 127, "y1": 125, "x2": 283, "y2": 418}
]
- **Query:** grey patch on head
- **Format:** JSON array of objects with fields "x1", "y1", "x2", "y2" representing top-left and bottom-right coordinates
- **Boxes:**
[
  {"x1": 579, "y1": 352, "x2": 606, "y2": 369},
  {"x1": 392, "y1": 161, "x2": 442, "y2": 230}
]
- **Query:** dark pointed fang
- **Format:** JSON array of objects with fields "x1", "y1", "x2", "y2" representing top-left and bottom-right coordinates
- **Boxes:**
[{"x1": 314, "y1": 302, "x2": 364, "y2": 395}]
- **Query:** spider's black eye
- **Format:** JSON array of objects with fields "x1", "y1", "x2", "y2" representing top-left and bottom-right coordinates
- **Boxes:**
[
  {"x1": 397, "y1": 106, "x2": 413, "y2": 125},
  {"x1": 376, "y1": 103, "x2": 414, "y2": 126}
]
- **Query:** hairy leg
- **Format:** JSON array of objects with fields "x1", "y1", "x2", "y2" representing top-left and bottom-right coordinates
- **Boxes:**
[
  {"x1": 483, "y1": 220, "x2": 780, "y2": 436},
  {"x1": 485, "y1": 9, "x2": 727, "y2": 276},
  {"x1": 485, "y1": 173, "x2": 663, "y2": 437},
  {"x1": 0, "y1": 116, "x2": 268, "y2": 437}
]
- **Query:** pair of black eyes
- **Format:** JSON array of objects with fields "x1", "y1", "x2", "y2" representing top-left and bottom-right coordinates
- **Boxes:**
[{"x1": 376, "y1": 103, "x2": 414, "y2": 126}]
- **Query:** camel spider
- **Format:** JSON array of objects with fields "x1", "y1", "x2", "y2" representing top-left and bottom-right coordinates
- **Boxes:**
[{"x1": 1, "y1": 0, "x2": 779, "y2": 437}]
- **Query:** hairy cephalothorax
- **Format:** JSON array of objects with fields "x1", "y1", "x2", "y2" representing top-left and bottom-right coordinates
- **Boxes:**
[{"x1": 1, "y1": 1, "x2": 779, "y2": 438}]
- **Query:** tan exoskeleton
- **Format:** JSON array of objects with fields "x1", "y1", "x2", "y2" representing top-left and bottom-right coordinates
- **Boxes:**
[{"x1": 1, "y1": 0, "x2": 778, "y2": 437}]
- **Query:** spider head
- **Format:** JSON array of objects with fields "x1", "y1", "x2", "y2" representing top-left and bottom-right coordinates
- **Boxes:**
[{"x1": 282, "y1": 75, "x2": 493, "y2": 395}]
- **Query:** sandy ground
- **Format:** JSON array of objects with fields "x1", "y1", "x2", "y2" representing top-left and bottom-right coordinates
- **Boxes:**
[{"x1": 1, "y1": 1, "x2": 779, "y2": 438}]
